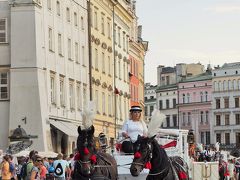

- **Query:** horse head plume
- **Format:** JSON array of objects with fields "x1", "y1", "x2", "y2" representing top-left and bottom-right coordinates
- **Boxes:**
[
  {"x1": 147, "y1": 109, "x2": 165, "y2": 137},
  {"x1": 81, "y1": 101, "x2": 96, "y2": 129},
  {"x1": 215, "y1": 142, "x2": 220, "y2": 152},
  {"x1": 196, "y1": 143, "x2": 203, "y2": 152}
]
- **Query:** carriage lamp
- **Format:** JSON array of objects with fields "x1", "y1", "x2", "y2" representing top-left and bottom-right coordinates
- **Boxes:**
[
  {"x1": 187, "y1": 129, "x2": 195, "y2": 144},
  {"x1": 98, "y1": 133, "x2": 107, "y2": 149}
]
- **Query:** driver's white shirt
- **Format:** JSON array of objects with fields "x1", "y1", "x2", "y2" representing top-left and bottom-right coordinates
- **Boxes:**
[{"x1": 122, "y1": 119, "x2": 147, "y2": 143}]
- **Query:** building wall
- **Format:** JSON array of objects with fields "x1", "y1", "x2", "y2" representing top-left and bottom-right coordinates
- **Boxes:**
[
  {"x1": 212, "y1": 65, "x2": 240, "y2": 145},
  {"x1": 144, "y1": 84, "x2": 157, "y2": 122},
  {"x1": 178, "y1": 79, "x2": 212, "y2": 144},
  {"x1": 156, "y1": 87, "x2": 178, "y2": 128}
]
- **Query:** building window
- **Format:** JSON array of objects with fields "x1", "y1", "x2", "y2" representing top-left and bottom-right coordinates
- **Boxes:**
[
  {"x1": 47, "y1": 0, "x2": 52, "y2": 10},
  {"x1": 59, "y1": 76, "x2": 65, "y2": 107},
  {"x1": 101, "y1": 15, "x2": 104, "y2": 34},
  {"x1": 107, "y1": 20, "x2": 111, "y2": 38},
  {"x1": 50, "y1": 73, "x2": 56, "y2": 104},
  {"x1": 102, "y1": 52, "x2": 105, "y2": 73},
  {"x1": 200, "y1": 111, "x2": 204, "y2": 124},
  {"x1": 0, "y1": 72, "x2": 9, "y2": 100},
  {"x1": 145, "y1": 107, "x2": 148, "y2": 116},
  {"x1": 94, "y1": 11, "x2": 98, "y2": 29},
  {"x1": 159, "y1": 100, "x2": 163, "y2": 110},
  {"x1": 182, "y1": 94, "x2": 185, "y2": 104},
  {"x1": 235, "y1": 97, "x2": 240, "y2": 108},
  {"x1": 166, "y1": 115, "x2": 170, "y2": 127},
  {"x1": 68, "y1": 38, "x2": 71, "y2": 59},
  {"x1": 173, "y1": 115, "x2": 177, "y2": 127},
  {"x1": 187, "y1": 93, "x2": 190, "y2": 103},
  {"x1": 224, "y1": 98, "x2": 229, "y2": 108},
  {"x1": 102, "y1": 92, "x2": 105, "y2": 114},
  {"x1": 216, "y1": 98, "x2": 220, "y2": 109},
  {"x1": 187, "y1": 112, "x2": 191, "y2": 125},
  {"x1": 48, "y1": 28, "x2": 53, "y2": 51},
  {"x1": 66, "y1": 8, "x2": 70, "y2": 22},
  {"x1": 83, "y1": 85, "x2": 87, "y2": 106},
  {"x1": 75, "y1": 42, "x2": 79, "y2": 62},
  {"x1": 166, "y1": 99, "x2": 169, "y2": 109},
  {"x1": 76, "y1": 83, "x2": 81, "y2": 110},
  {"x1": 216, "y1": 115, "x2": 221, "y2": 126},
  {"x1": 69, "y1": 81, "x2": 75, "y2": 109},
  {"x1": 58, "y1": 33, "x2": 62, "y2": 55},
  {"x1": 123, "y1": 32, "x2": 126, "y2": 50},
  {"x1": 216, "y1": 133, "x2": 221, "y2": 143},
  {"x1": 206, "y1": 111, "x2": 209, "y2": 124},
  {"x1": 165, "y1": 76, "x2": 169, "y2": 85},
  {"x1": 108, "y1": 94, "x2": 112, "y2": 116},
  {"x1": 225, "y1": 133, "x2": 230, "y2": 145},
  {"x1": 201, "y1": 132, "x2": 204, "y2": 144},
  {"x1": 182, "y1": 113, "x2": 186, "y2": 126},
  {"x1": 173, "y1": 98, "x2": 176, "y2": 108},
  {"x1": 56, "y1": 1, "x2": 60, "y2": 16},
  {"x1": 74, "y1": 12, "x2": 78, "y2": 26},
  {"x1": 236, "y1": 114, "x2": 240, "y2": 125},
  {"x1": 150, "y1": 106, "x2": 154, "y2": 116},
  {"x1": 200, "y1": 92, "x2": 203, "y2": 102},
  {"x1": 0, "y1": 19, "x2": 7, "y2": 43},
  {"x1": 205, "y1": 91, "x2": 208, "y2": 101},
  {"x1": 81, "y1": 16, "x2": 84, "y2": 30},
  {"x1": 118, "y1": 27, "x2": 121, "y2": 46},
  {"x1": 225, "y1": 114, "x2": 230, "y2": 125},
  {"x1": 228, "y1": 80, "x2": 232, "y2": 90},
  {"x1": 206, "y1": 132, "x2": 210, "y2": 145},
  {"x1": 82, "y1": 46, "x2": 85, "y2": 66}
]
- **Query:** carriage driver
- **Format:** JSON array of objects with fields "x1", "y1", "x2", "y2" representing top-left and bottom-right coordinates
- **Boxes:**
[{"x1": 121, "y1": 106, "x2": 148, "y2": 153}]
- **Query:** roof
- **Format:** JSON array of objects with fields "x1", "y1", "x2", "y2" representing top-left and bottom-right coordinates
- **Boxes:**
[
  {"x1": 161, "y1": 67, "x2": 176, "y2": 74},
  {"x1": 222, "y1": 62, "x2": 240, "y2": 69},
  {"x1": 179, "y1": 71, "x2": 212, "y2": 83},
  {"x1": 156, "y1": 84, "x2": 177, "y2": 91}
]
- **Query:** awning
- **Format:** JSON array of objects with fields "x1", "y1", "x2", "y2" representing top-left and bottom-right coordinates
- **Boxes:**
[{"x1": 50, "y1": 120, "x2": 79, "y2": 137}]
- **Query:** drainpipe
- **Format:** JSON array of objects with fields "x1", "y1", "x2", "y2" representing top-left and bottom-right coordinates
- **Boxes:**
[{"x1": 87, "y1": 0, "x2": 92, "y2": 100}]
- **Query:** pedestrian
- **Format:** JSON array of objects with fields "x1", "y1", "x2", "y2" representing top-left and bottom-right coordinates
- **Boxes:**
[
  {"x1": 53, "y1": 153, "x2": 70, "y2": 180},
  {"x1": 30, "y1": 155, "x2": 42, "y2": 180},
  {"x1": 1, "y1": 155, "x2": 11, "y2": 180}
]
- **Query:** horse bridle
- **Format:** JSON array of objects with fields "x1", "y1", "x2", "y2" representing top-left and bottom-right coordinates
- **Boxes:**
[
  {"x1": 132, "y1": 143, "x2": 152, "y2": 167},
  {"x1": 132, "y1": 142, "x2": 169, "y2": 176}
]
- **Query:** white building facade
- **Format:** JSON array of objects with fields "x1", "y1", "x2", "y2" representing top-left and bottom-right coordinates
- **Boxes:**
[
  {"x1": 0, "y1": 0, "x2": 89, "y2": 154},
  {"x1": 212, "y1": 63, "x2": 240, "y2": 146},
  {"x1": 144, "y1": 83, "x2": 157, "y2": 122}
]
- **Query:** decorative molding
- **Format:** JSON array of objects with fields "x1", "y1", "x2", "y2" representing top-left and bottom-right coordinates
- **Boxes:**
[
  {"x1": 95, "y1": 79, "x2": 101, "y2": 86},
  {"x1": 95, "y1": 38, "x2": 101, "y2": 45},
  {"x1": 124, "y1": 92, "x2": 128, "y2": 98},
  {"x1": 108, "y1": 85, "x2": 113, "y2": 91},
  {"x1": 119, "y1": 90, "x2": 123, "y2": 96},
  {"x1": 102, "y1": 82, "x2": 107, "y2": 89},
  {"x1": 118, "y1": 53, "x2": 122, "y2": 59},
  {"x1": 91, "y1": 77, "x2": 96, "y2": 83},
  {"x1": 127, "y1": 94, "x2": 131, "y2": 99},
  {"x1": 123, "y1": 57, "x2": 127, "y2": 62},
  {"x1": 101, "y1": 42, "x2": 107, "y2": 49},
  {"x1": 115, "y1": 51, "x2": 118, "y2": 56},
  {"x1": 107, "y1": 46, "x2": 113, "y2": 53}
]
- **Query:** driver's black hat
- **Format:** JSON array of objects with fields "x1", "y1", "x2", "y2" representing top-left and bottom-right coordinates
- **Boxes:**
[{"x1": 130, "y1": 105, "x2": 142, "y2": 112}]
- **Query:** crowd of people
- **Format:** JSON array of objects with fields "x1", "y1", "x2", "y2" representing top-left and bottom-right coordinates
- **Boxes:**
[{"x1": 0, "y1": 150, "x2": 75, "y2": 180}]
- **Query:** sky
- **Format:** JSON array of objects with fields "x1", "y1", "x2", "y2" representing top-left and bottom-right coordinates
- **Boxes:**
[{"x1": 136, "y1": 0, "x2": 240, "y2": 85}]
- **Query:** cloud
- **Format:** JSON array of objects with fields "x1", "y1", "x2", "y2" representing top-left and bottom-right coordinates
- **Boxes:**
[{"x1": 205, "y1": 4, "x2": 240, "y2": 13}]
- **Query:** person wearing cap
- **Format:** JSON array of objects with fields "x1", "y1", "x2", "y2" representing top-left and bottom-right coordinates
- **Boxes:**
[{"x1": 121, "y1": 106, "x2": 148, "y2": 153}]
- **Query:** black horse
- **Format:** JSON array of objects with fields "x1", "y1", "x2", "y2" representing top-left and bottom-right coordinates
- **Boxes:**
[
  {"x1": 72, "y1": 125, "x2": 118, "y2": 180},
  {"x1": 130, "y1": 135, "x2": 189, "y2": 180}
]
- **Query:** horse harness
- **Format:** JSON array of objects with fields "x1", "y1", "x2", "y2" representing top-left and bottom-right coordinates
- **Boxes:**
[{"x1": 132, "y1": 142, "x2": 171, "y2": 177}]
